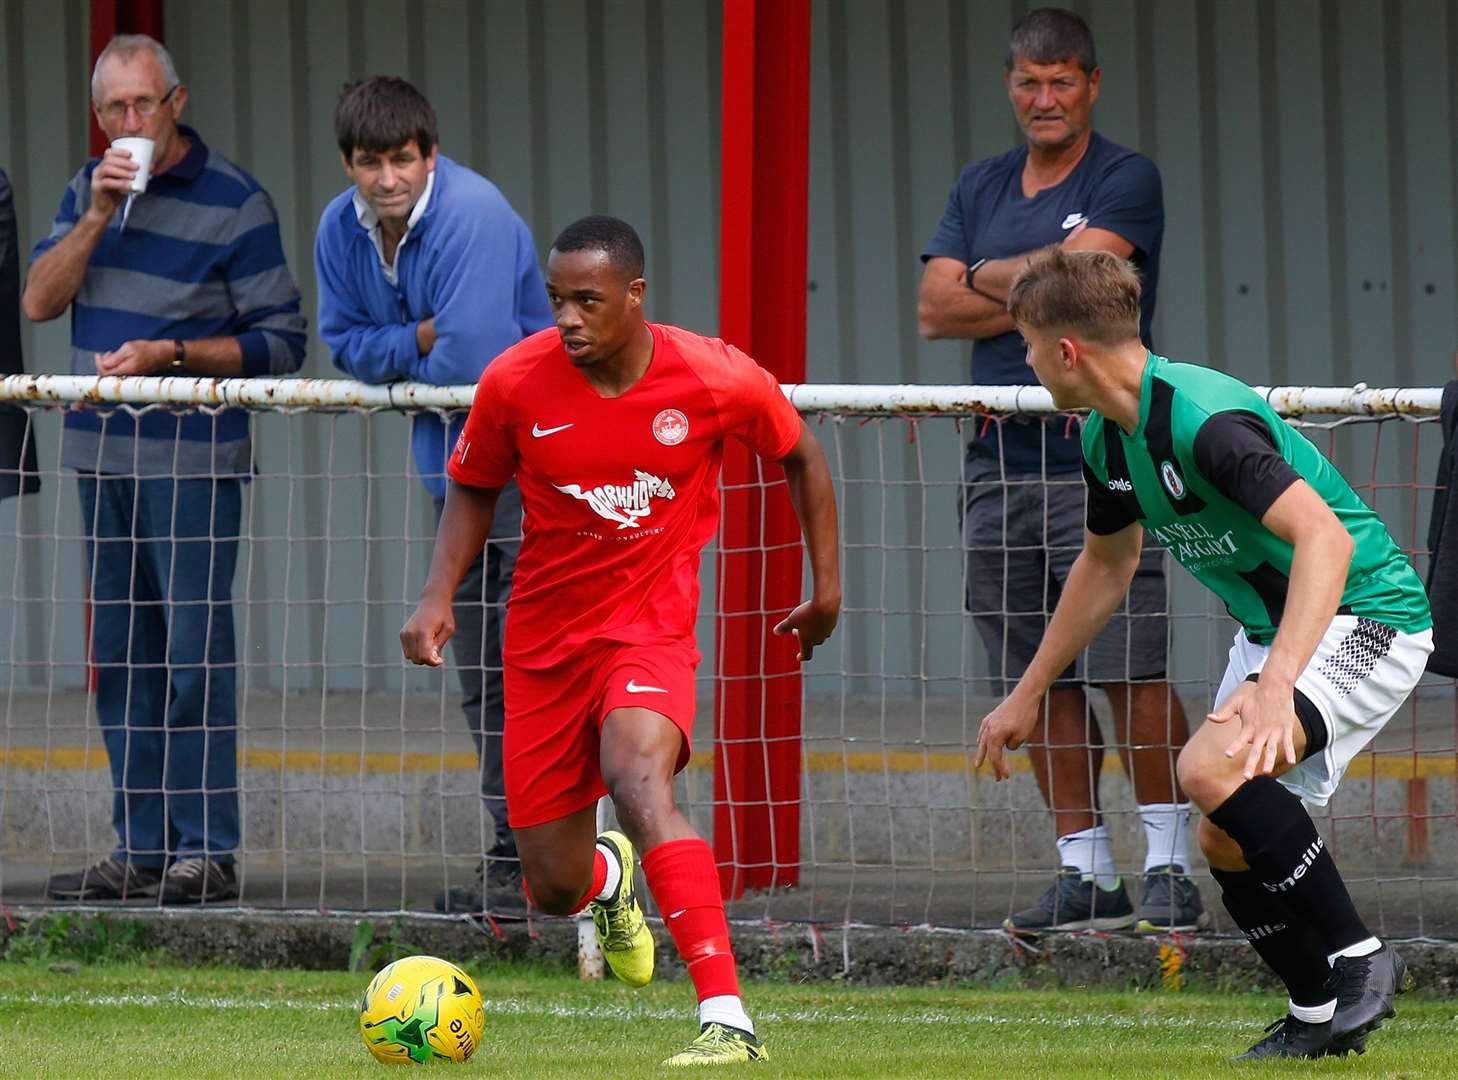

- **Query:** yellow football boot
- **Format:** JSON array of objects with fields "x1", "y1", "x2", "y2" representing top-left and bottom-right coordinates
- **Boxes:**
[
  {"x1": 662, "y1": 1022, "x2": 769, "y2": 1067},
  {"x1": 590, "y1": 830, "x2": 654, "y2": 988}
]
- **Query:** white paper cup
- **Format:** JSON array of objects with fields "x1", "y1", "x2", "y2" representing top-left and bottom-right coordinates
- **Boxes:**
[{"x1": 111, "y1": 136, "x2": 155, "y2": 194}]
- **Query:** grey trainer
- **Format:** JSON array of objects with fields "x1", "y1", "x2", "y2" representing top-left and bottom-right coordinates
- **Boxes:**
[
  {"x1": 1004, "y1": 866, "x2": 1136, "y2": 933},
  {"x1": 1134, "y1": 863, "x2": 1208, "y2": 933}
]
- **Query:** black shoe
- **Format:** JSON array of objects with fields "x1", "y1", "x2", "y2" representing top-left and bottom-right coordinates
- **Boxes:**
[
  {"x1": 1234, "y1": 1014, "x2": 1342, "y2": 1060},
  {"x1": 435, "y1": 852, "x2": 526, "y2": 917},
  {"x1": 1329, "y1": 942, "x2": 1412, "y2": 1048},
  {"x1": 1134, "y1": 864, "x2": 1207, "y2": 933},
  {"x1": 1004, "y1": 866, "x2": 1136, "y2": 933},
  {"x1": 158, "y1": 858, "x2": 238, "y2": 904},
  {"x1": 45, "y1": 856, "x2": 163, "y2": 901}
]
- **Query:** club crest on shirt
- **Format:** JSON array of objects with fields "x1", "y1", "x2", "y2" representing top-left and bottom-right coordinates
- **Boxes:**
[
  {"x1": 1160, "y1": 460, "x2": 1186, "y2": 499},
  {"x1": 652, "y1": 409, "x2": 689, "y2": 446},
  {"x1": 553, "y1": 469, "x2": 677, "y2": 531}
]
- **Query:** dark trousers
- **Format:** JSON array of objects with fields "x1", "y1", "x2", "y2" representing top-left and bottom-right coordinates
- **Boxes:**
[
  {"x1": 79, "y1": 474, "x2": 241, "y2": 867},
  {"x1": 435, "y1": 481, "x2": 520, "y2": 855},
  {"x1": 962, "y1": 461, "x2": 1169, "y2": 692}
]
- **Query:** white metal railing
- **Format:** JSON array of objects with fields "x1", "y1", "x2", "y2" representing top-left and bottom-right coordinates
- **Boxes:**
[{"x1": 0, "y1": 375, "x2": 1443, "y2": 418}]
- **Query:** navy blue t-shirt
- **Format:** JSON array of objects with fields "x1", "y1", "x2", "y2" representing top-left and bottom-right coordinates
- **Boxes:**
[{"x1": 922, "y1": 132, "x2": 1163, "y2": 476}]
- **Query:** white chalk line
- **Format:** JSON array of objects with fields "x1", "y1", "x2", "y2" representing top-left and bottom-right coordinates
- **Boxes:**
[{"x1": 0, "y1": 990, "x2": 1454, "y2": 1034}]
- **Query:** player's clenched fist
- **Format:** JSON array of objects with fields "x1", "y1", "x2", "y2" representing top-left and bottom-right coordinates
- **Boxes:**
[{"x1": 400, "y1": 595, "x2": 455, "y2": 667}]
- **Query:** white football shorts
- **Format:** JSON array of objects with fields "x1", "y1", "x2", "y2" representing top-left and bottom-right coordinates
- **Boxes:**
[{"x1": 1212, "y1": 615, "x2": 1433, "y2": 807}]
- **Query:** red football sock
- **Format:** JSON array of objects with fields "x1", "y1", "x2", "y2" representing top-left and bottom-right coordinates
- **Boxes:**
[
  {"x1": 641, "y1": 837, "x2": 740, "y2": 1002},
  {"x1": 522, "y1": 846, "x2": 607, "y2": 916}
]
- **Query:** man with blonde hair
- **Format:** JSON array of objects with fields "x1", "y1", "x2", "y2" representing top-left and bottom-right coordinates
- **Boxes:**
[{"x1": 979, "y1": 249, "x2": 1430, "y2": 1059}]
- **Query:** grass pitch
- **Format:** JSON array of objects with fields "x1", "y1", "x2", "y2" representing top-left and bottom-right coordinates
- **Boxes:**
[{"x1": 0, "y1": 961, "x2": 1452, "y2": 1078}]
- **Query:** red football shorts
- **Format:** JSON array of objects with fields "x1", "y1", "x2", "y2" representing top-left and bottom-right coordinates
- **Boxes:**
[{"x1": 502, "y1": 641, "x2": 698, "y2": 828}]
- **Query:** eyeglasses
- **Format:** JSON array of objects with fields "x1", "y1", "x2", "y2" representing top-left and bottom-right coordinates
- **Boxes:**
[{"x1": 97, "y1": 84, "x2": 178, "y2": 123}]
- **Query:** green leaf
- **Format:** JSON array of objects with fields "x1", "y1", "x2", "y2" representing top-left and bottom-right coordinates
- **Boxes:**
[{"x1": 348, "y1": 921, "x2": 375, "y2": 973}]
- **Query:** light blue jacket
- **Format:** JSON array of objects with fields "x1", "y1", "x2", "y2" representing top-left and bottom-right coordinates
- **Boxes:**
[{"x1": 315, "y1": 155, "x2": 552, "y2": 497}]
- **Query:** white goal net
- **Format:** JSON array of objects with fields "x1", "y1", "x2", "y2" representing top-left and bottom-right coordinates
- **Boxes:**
[{"x1": 0, "y1": 375, "x2": 1450, "y2": 939}]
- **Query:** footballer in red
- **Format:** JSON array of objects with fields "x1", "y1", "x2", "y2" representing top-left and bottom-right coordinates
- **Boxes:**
[{"x1": 402, "y1": 215, "x2": 841, "y2": 1066}]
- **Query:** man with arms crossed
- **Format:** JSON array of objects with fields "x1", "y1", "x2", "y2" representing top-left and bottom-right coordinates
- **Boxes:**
[
  {"x1": 919, "y1": 6, "x2": 1199, "y2": 933},
  {"x1": 316, "y1": 76, "x2": 552, "y2": 914},
  {"x1": 402, "y1": 216, "x2": 841, "y2": 1066},
  {"x1": 979, "y1": 249, "x2": 1430, "y2": 1059}
]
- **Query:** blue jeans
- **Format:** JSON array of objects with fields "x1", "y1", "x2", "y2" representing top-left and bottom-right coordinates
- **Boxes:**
[{"x1": 79, "y1": 475, "x2": 241, "y2": 867}]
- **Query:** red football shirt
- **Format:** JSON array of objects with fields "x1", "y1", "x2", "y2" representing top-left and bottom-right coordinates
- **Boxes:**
[{"x1": 448, "y1": 323, "x2": 803, "y2": 670}]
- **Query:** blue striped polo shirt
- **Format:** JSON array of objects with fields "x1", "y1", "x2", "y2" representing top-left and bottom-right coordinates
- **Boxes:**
[{"x1": 32, "y1": 126, "x2": 307, "y2": 477}]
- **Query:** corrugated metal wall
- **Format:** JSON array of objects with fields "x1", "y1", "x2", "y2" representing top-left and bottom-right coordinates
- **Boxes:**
[
  {"x1": 809, "y1": 0, "x2": 1458, "y2": 390},
  {"x1": 1, "y1": 0, "x2": 1454, "y2": 693}
]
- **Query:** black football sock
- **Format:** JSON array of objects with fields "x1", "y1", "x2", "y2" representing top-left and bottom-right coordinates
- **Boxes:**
[
  {"x1": 1207, "y1": 776, "x2": 1371, "y2": 956},
  {"x1": 1209, "y1": 865, "x2": 1333, "y2": 1008}
]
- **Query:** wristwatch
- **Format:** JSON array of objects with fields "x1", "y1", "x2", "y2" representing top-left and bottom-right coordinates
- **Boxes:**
[
  {"x1": 965, "y1": 258, "x2": 988, "y2": 290},
  {"x1": 171, "y1": 339, "x2": 186, "y2": 370}
]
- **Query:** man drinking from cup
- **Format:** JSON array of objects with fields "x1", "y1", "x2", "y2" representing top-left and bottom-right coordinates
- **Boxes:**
[{"x1": 23, "y1": 34, "x2": 307, "y2": 905}]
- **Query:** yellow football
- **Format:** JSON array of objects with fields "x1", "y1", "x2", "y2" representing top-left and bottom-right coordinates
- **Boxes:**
[{"x1": 359, "y1": 954, "x2": 485, "y2": 1065}]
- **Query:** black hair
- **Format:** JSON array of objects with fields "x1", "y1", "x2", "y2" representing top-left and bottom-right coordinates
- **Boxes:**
[
  {"x1": 335, "y1": 75, "x2": 438, "y2": 159},
  {"x1": 1006, "y1": 8, "x2": 1097, "y2": 75},
  {"x1": 550, "y1": 215, "x2": 646, "y2": 279}
]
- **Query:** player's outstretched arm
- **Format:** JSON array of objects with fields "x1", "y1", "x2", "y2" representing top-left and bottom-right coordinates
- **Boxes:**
[
  {"x1": 1209, "y1": 480, "x2": 1354, "y2": 779},
  {"x1": 773, "y1": 422, "x2": 841, "y2": 662},
  {"x1": 976, "y1": 523, "x2": 1142, "y2": 779},
  {"x1": 400, "y1": 481, "x2": 500, "y2": 667}
]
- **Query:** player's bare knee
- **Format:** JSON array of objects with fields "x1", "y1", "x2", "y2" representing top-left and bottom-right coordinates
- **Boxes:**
[
  {"x1": 521, "y1": 874, "x2": 582, "y2": 916},
  {"x1": 1197, "y1": 817, "x2": 1246, "y2": 869},
  {"x1": 602, "y1": 762, "x2": 645, "y2": 806},
  {"x1": 1173, "y1": 742, "x2": 1199, "y2": 798},
  {"x1": 517, "y1": 851, "x2": 589, "y2": 915},
  {"x1": 1180, "y1": 756, "x2": 1246, "y2": 815},
  {"x1": 605, "y1": 773, "x2": 676, "y2": 835},
  {"x1": 1175, "y1": 739, "x2": 1227, "y2": 811}
]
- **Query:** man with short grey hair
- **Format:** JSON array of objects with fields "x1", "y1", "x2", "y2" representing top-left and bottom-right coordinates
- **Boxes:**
[
  {"x1": 919, "y1": 7, "x2": 1201, "y2": 934},
  {"x1": 25, "y1": 33, "x2": 307, "y2": 905}
]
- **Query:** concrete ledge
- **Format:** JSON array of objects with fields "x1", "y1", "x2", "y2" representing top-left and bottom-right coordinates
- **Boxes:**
[{"x1": 5, "y1": 907, "x2": 1458, "y2": 997}]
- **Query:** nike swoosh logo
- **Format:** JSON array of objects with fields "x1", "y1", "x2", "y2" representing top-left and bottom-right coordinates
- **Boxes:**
[
  {"x1": 532, "y1": 422, "x2": 573, "y2": 438},
  {"x1": 1061, "y1": 212, "x2": 1087, "y2": 230},
  {"x1": 625, "y1": 679, "x2": 668, "y2": 694}
]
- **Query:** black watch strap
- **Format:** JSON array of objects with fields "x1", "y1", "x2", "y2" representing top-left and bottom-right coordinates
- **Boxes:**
[
  {"x1": 965, "y1": 258, "x2": 988, "y2": 289},
  {"x1": 171, "y1": 339, "x2": 186, "y2": 369}
]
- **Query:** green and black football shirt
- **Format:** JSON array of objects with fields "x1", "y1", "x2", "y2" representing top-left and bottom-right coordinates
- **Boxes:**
[{"x1": 1080, "y1": 354, "x2": 1431, "y2": 645}]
